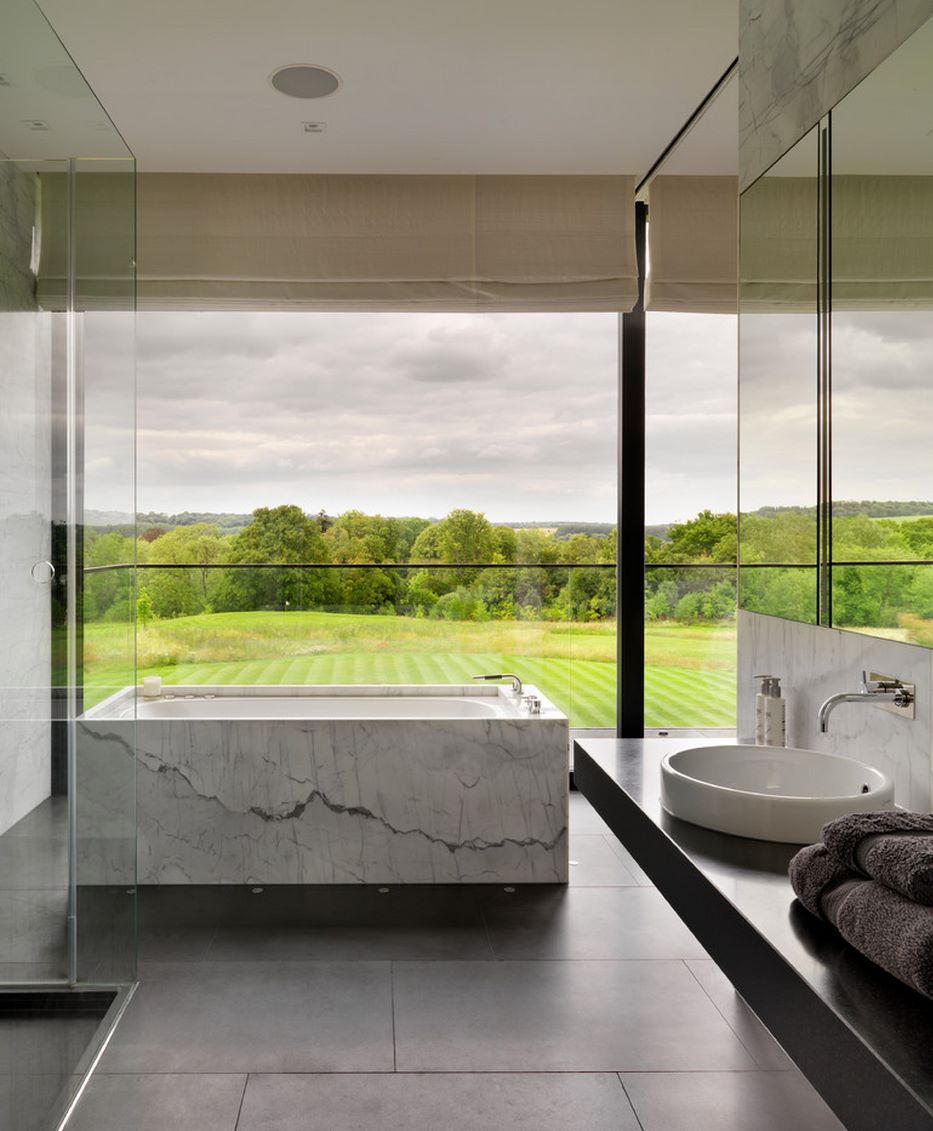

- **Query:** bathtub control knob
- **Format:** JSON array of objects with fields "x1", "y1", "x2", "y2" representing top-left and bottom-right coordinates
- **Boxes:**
[{"x1": 523, "y1": 695, "x2": 542, "y2": 715}]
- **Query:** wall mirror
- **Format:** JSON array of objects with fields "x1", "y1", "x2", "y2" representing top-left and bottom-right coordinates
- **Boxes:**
[{"x1": 738, "y1": 13, "x2": 933, "y2": 646}]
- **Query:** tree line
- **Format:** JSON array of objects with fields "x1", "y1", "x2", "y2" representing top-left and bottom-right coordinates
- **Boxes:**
[
  {"x1": 84, "y1": 503, "x2": 933, "y2": 630},
  {"x1": 86, "y1": 505, "x2": 736, "y2": 626}
]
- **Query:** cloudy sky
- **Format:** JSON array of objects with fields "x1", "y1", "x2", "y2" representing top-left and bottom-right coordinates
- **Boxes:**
[
  {"x1": 739, "y1": 309, "x2": 933, "y2": 511},
  {"x1": 81, "y1": 305, "x2": 933, "y2": 526},
  {"x1": 85, "y1": 309, "x2": 741, "y2": 525}
]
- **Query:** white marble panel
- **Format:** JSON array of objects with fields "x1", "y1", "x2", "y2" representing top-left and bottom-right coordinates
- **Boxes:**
[
  {"x1": 75, "y1": 721, "x2": 137, "y2": 886},
  {"x1": 739, "y1": 0, "x2": 933, "y2": 189},
  {"x1": 0, "y1": 162, "x2": 53, "y2": 837},
  {"x1": 738, "y1": 611, "x2": 933, "y2": 810},
  {"x1": 133, "y1": 700, "x2": 569, "y2": 885}
]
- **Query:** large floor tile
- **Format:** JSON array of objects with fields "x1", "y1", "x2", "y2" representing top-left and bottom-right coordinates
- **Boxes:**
[
  {"x1": 208, "y1": 920, "x2": 493, "y2": 962},
  {"x1": 237, "y1": 1072, "x2": 640, "y2": 1131},
  {"x1": 0, "y1": 832, "x2": 67, "y2": 892},
  {"x1": 621, "y1": 1070, "x2": 845, "y2": 1131},
  {"x1": 98, "y1": 961, "x2": 394, "y2": 1073},
  {"x1": 686, "y1": 959, "x2": 794, "y2": 1070},
  {"x1": 68, "y1": 1073, "x2": 246, "y2": 1131},
  {"x1": 0, "y1": 890, "x2": 68, "y2": 966},
  {"x1": 393, "y1": 959, "x2": 756, "y2": 1072},
  {"x1": 481, "y1": 886, "x2": 707, "y2": 960},
  {"x1": 137, "y1": 926, "x2": 216, "y2": 963},
  {"x1": 604, "y1": 836, "x2": 654, "y2": 885},
  {"x1": 568, "y1": 835, "x2": 639, "y2": 886},
  {"x1": 568, "y1": 793, "x2": 613, "y2": 834}
]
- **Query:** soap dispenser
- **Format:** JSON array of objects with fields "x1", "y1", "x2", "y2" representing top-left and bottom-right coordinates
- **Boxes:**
[{"x1": 754, "y1": 674, "x2": 786, "y2": 747}]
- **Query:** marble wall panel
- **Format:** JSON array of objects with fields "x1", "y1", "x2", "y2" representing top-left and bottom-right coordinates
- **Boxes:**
[
  {"x1": 738, "y1": 611, "x2": 933, "y2": 810},
  {"x1": 739, "y1": 0, "x2": 933, "y2": 189},
  {"x1": 0, "y1": 161, "x2": 51, "y2": 838}
]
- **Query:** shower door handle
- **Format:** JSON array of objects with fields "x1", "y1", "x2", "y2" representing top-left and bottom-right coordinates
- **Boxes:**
[{"x1": 31, "y1": 560, "x2": 55, "y2": 583}]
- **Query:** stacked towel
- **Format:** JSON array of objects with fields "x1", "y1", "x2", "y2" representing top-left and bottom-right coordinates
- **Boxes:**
[
  {"x1": 822, "y1": 811, "x2": 933, "y2": 905},
  {"x1": 789, "y1": 812, "x2": 933, "y2": 1000}
]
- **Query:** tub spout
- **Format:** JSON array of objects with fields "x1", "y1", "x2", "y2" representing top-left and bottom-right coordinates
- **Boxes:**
[{"x1": 473, "y1": 673, "x2": 523, "y2": 695}]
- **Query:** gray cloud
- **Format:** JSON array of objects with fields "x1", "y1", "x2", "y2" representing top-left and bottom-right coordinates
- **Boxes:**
[{"x1": 81, "y1": 309, "x2": 764, "y2": 525}]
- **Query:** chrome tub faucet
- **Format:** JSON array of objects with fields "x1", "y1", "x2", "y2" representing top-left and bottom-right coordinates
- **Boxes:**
[{"x1": 473, "y1": 673, "x2": 523, "y2": 695}]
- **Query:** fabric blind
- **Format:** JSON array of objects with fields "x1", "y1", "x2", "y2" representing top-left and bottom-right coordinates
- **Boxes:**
[
  {"x1": 130, "y1": 173, "x2": 637, "y2": 312},
  {"x1": 739, "y1": 176, "x2": 817, "y2": 313},
  {"x1": 832, "y1": 175, "x2": 933, "y2": 309},
  {"x1": 646, "y1": 175, "x2": 738, "y2": 313},
  {"x1": 739, "y1": 174, "x2": 933, "y2": 311},
  {"x1": 36, "y1": 170, "x2": 135, "y2": 312}
]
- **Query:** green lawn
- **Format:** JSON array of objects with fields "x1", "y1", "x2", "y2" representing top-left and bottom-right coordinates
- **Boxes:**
[{"x1": 84, "y1": 610, "x2": 736, "y2": 728}]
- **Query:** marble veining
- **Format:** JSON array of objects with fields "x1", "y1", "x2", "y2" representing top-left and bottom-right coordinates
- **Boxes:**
[
  {"x1": 91, "y1": 685, "x2": 569, "y2": 885},
  {"x1": 739, "y1": 0, "x2": 933, "y2": 189},
  {"x1": 738, "y1": 611, "x2": 933, "y2": 811}
]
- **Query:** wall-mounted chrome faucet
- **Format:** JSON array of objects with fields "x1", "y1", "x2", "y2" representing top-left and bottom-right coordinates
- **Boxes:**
[
  {"x1": 473, "y1": 673, "x2": 523, "y2": 695},
  {"x1": 818, "y1": 671, "x2": 916, "y2": 733}
]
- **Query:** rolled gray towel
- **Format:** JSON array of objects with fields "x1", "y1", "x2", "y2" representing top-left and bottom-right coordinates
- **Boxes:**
[
  {"x1": 833, "y1": 880, "x2": 933, "y2": 1000},
  {"x1": 821, "y1": 811, "x2": 933, "y2": 905},
  {"x1": 788, "y1": 842, "x2": 859, "y2": 920}
]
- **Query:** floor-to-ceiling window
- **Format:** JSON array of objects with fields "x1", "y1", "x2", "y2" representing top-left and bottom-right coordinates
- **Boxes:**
[
  {"x1": 85, "y1": 311, "x2": 620, "y2": 729},
  {"x1": 645, "y1": 311, "x2": 737, "y2": 729}
]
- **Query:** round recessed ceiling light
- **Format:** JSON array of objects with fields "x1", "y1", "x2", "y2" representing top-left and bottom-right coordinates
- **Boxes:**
[{"x1": 270, "y1": 64, "x2": 340, "y2": 99}]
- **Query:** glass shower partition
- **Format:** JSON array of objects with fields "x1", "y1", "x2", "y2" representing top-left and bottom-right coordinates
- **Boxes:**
[{"x1": 0, "y1": 0, "x2": 136, "y2": 1126}]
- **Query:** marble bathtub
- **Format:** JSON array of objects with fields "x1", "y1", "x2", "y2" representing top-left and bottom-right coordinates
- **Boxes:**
[{"x1": 85, "y1": 684, "x2": 570, "y2": 885}]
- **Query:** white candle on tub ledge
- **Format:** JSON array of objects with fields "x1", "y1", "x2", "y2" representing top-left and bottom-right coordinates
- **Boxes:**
[{"x1": 142, "y1": 676, "x2": 162, "y2": 699}]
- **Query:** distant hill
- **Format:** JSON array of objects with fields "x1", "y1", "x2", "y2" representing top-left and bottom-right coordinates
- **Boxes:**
[
  {"x1": 87, "y1": 510, "x2": 254, "y2": 537},
  {"x1": 85, "y1": 501, "x2": 933, "y2": 544},
  {"x1": 752, "y1": 501, "x2": 933, "y2": 520}
]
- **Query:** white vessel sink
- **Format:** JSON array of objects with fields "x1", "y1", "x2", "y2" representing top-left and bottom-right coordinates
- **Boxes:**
[{"x1": 660, "y1": 745, "x2": 895, "y2": 844}]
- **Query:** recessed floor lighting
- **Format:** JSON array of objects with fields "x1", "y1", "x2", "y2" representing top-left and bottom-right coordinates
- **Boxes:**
[{"x1": 271, "y1": 64, "x2": 340, "y2": 99}]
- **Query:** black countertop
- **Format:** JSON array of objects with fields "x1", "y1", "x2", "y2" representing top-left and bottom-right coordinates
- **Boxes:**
[{"x1": 574, "y1": 737, "x2": 933, "y2": 1126}]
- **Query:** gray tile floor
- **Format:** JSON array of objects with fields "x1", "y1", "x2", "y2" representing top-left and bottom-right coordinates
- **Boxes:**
[
  {"x1": 0, "y1": 799, "x2": 68, "y2": 982},
  {"x1": 69, "y1": 793, "x2": 845, "y2": 1131}
]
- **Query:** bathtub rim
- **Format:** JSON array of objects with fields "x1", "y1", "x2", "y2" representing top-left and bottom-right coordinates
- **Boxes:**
[{"x1": 82, "y1": 682, "x2": 568, "y2": 724}]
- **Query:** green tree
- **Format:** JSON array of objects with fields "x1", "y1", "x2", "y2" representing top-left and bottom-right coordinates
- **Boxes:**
[
  {"x1": 430, "y1": 587, "x2": 488, "y2": 621},
  {"x1": 739, "y1": 511, "x2": 815, "y2": 564},
  {"x1": 136, "y1": 590, "x2": 156, "y2": 625},
  {"x1": 436, "y1": 509, "x2": 496, "y2": 564},
  {"x1": 649, "y1": 510, "x2": 736, "y2": 564},
  {"x1": 139, "y1": 523, "x2": 227, "y2": 618},
  {"x1": 84, "y1": 530, "x2": 136, "y2": 622},
  {"x1": 215, "y1": 505, "x2": 336, "y2": 611}
]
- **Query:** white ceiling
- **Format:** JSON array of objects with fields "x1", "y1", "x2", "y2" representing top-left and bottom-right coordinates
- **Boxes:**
[
  {"x1": 0, "y1": 0, "x2": 130, "y2": 162},
  {"x1": 655, "y1": 73, "x2": 737, "y2": 176},
  {"x1": 34, "y1": 0, "x2": 737, "y2": 174}
]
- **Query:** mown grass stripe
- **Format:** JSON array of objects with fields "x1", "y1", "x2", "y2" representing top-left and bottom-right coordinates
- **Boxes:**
[{"x1": 85, "y1": 612, "x2": 738, "y2": 728}]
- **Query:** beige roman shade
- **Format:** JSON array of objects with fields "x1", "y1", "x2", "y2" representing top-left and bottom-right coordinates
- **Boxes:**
[
  {"x1": 36, "y1": 170, "x2": 135, "y2": 311},
  {"x1": 832, "y1": 175, "x2": 933, "y2": 309},
  {"x1": 38, "y1": 171, "x2": 637, "y2": 313},
  {"x1": 646, "y1": 175, "x2": 738, "y2": 313},
  {"x1": 740, "y1": 174, "x2": 933, "y2": 311},
  {"x1": 739, "y1": 176, "x2": 817, "y2": 312},
  {"x1": 134, "y1": 173, "x2": 637, "y2": 312}
]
